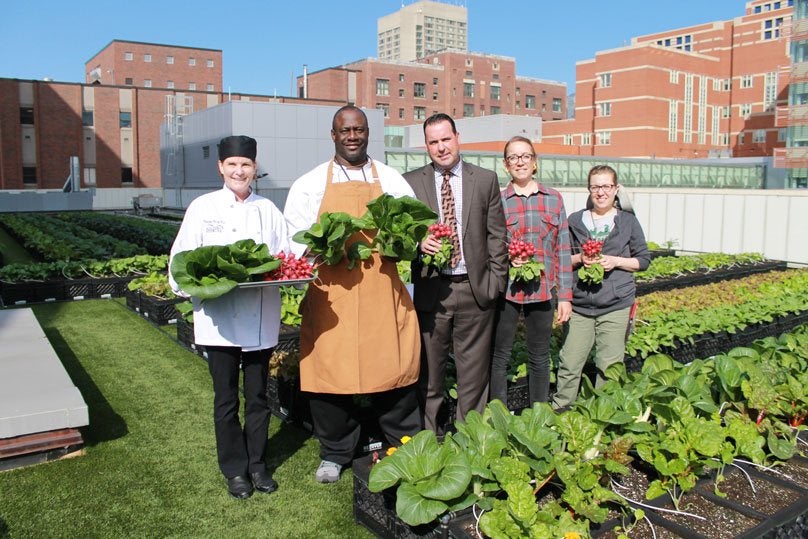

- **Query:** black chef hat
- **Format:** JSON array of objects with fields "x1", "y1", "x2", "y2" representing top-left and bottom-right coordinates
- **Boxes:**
[{"x1": 218, "y1": 135, "x2": 257, "y2": 161}]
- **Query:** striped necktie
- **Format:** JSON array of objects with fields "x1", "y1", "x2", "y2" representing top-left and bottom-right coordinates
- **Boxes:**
[{"x1": 441, "y1": 170, "x2": 461, "y2": 268}]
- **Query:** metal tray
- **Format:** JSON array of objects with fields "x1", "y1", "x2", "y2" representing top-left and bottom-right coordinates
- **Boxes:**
[{"x1": 236, "y1": 276, "x2": 315, "y2": 288}]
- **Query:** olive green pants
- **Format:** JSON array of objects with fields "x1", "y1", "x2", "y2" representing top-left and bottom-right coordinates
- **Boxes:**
[{"x1": 552, "y1": 306, "x2": 631, "y2": 408}]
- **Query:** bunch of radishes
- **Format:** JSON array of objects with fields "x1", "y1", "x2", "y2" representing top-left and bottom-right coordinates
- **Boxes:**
[
  {"x1": 507, "y1": 233, "x2": 544, "y2": 283},
  {"x1": 263, "y1": 252, "x2": 315, "y2": 281},
  {"x1": 578, "y1": 238, "x2": 606, "y2": 285},
  {"x1": 422, "y1": 222, "x2": 455, "y2": 270}
]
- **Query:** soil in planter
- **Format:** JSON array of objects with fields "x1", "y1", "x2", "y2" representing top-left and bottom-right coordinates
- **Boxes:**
[
  {"x1": 758, "y1": 457, "x2": 808, "y2": 488},
  {"x1": 657, "y1": 491, "x2": 761, "y2": 538},
  {"x1": 596, "y1": 517, "x2": 687, "y2": 539},
  {"x1": 701, "y1": 467, "x2": 802, "y2": 516}
]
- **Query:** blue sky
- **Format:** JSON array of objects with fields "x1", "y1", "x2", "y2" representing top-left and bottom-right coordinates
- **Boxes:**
[{"x1": 1, "y1": 0, "x2": 744, "y2": 96}]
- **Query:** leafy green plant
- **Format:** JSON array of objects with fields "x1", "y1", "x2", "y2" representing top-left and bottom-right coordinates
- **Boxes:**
[
  {"x1": 292, "y1": 211, "x2": 365, "y2": 266},
  {"x1": 127, "y1": 272, "x2": 176, "y2": 299},
  {"x1": 170, "y1": 239, "x2": 280, "y2": 300},
  {"x1": 363, "y1": 194, "x2": 437, "y2": 261}
]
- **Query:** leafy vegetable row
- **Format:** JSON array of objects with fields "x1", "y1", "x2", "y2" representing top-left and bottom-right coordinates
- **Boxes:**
[
  {"x1": 369, "y1": 324, "x2": 808, "y2": 537},
  {"x1": 635, "y1": 252, "x2": 765, "y2": 282},
  {"x1": 51, "y1": 212, "x2": 178, "y2": 255},
  {"x1": 0, "y1": 255, "x2": 168, "y2": 282}
]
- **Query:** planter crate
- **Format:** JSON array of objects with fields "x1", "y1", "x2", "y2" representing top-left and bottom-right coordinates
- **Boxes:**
[
  {"x1": 124, "y1": 289, "x2": 182, "y2": 325},
  {"x1": 64, "y1": 276, "x2": 135, "y2": 300},
  {"x1": 175, "y1": 318, "x2": 202, "y2": 357},
  {"x1": 0, "y1": 280, "x2": 65, "y2": 305}
]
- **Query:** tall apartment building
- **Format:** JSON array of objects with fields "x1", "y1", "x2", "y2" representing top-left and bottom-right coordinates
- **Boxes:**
[
  {"x1": 378, "y1": 1, "x2": 467, "y2": 61},
  {"x1": 543, "y1": 0, "x2": 793, "y2": 161},
  {"x1": 85, "y1": 40, "x2": 223, "y2": 92},
  {"x1": 298, "y1": 51, "x2": 566, "y2": 127}
]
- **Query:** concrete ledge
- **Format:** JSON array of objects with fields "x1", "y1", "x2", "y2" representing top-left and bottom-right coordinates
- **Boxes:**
[{"x1": 0, "y1": 309, "x2": 89, "y2": 439}]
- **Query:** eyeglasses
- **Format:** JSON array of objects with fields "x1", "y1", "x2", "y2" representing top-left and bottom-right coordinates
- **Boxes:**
[
  {"x1": 588, "y1": 184, "x2": 616, "y2": 193},
  {"x1": 505, "y1": 154, "x2": 534, "y2": 165}
]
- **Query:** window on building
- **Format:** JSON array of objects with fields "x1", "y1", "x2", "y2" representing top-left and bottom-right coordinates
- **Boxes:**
[
  {"x1": 124, "y1": 77, "x2": 133, "y2": 85},
  {"x1": 516, "y1": 100, "x2": 521, "y2": 109},
  {"x1": 399, "y1": 73, "x2": 405, "y2": 82},
  {"x1": 414, "y1": 82, "x2": 426, "y2": 98},
  {"x1": 124, "y1": 52, "x2": 133, "y2": 61},
  {"x1": 525, "y1": 95, "x2": 536, "y2": 109},
  {"x1": 582, "y1": 133, "x2": 592, "y2": 145},
  {"x1": 778, "y1": 127, "x2": 787, "y2": 141},
  {"x1": 753, "y1": 129, "x2": 766, "y2": 143},
  {"x1": 597, "y1": 131, "x2": 611, "y2": 145},
  {"x1": 764, "y1": 71, "x2": 778, "y2": 111},
  {"x1": 166, "y1": 55, "x2": 174, "y2": 64},
  {"x1": 741, "y1": 103, "x2": 752, "y2": 117},
  {"x1": 723, "y1": 79, "x2": 731, "y2": 91},
  {"x1": 599, "y1": 73, "x2": 612, "y2": 88},
  {"x1": 491, "y1": 106, "x2": 501, "y2": 115},
  {"x1": 189, "y1": 82, "x2": 196, "y2": 90},
  {"x1": 121, "y1": 167, "x2": 133, "y2": 184},
  {"x1": 563, "y1": 134, "x2": 573, "y2": 145},
  {"x1": 713, "y1": 79, "x2": 721, "y2": 91},
  {"x1": 22, "y1": 167, "x2": 36, "y2": 185},
  {"x1": 463, "y1": 104, "x2": 474, "y2": 117},
  {"x1": 399, "y1": 108, "x2": 405, "y2": 119},
  {"x1": 722, "y1": 106, "x2": 730, "y2": 118},
  {"x1": 433, "y1": 77, "x2": 439, "y2": 85},
  {"x1": 189, "y1": 57, "x2": 196, "y2": 66},
  {"x1": 144, "y1": 54, "x2": 151, "y2": 62},
  {"x1": 376, "y1": 78, "x2": 389, "y2": 96},
  {"x1": 144, "y1": 79, "x2": 152, "y2": 88},
  {"x1": 414, "y1": 106, "x2": 426, "y2": 120},
  {"x1": 542, "y1": 103, "x2": 547, "y2": 112},
  {"x1": 399, "y1": 88, "x2": 405, "y2": 97},
  {"x1": 206, "y1": 83, "x2": 214, "y2": 91},
  {"x1": 119, "y1": 111, "x2": 132, "y2": 128},
  {"x1": 553, "y1": 98, "x2": 562, "y2": 113},
  {"x1": 167, "y1": 80, "x2": 175, "y2": 89},
  {"x1": 669, "y1": 100, "x2": 678, "y2": 142},
  {"x1": 739, "y1": 132, "x2": 746, "y2": 144},
  {"x1": 763, "y1": 17, "x2": 784, "y2": 39},
  {"x1": 463, "y1": 82, "x2": 474, "y2": 98},
  {"x1": 377, "y1": 103, "x2": 390, "y2": 118},
  {"x1": 741, "y1": 75, "x2": 753, "y2": 89},
  {"x1": 721, "y1": 133, "x2": 730, "y2": 145},
  {"x1": 82, "y1": 110, "x2": 93, "y2": 126},
  {"x1": 19, "y1": 107, "x2": 34, "y2": 124},
  {"x1": 432, "y1": 92, "x2": 439, "y2": 100},
  {"x1": 207, "y1": 59, "x2": 214, "y2": 68},
  {"x1": 670, "y1": 70, "x2": 679, "y2": 84},
  {"x1": 490, "y1": 85, "x2": 501, "y2": 101},
  {"x1": 599, "y1": 102, "x2": 611, "y2": 117}
]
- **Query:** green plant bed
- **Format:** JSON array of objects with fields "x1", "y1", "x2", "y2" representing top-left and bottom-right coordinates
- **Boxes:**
[{"x1": 636, "y1": 259, "x2": 787, "y2": 296}]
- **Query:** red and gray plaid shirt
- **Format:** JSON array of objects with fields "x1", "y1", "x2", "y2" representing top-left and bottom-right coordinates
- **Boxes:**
[{"x1": 500, "y1": 182, "x2": 573, "y2": 303}]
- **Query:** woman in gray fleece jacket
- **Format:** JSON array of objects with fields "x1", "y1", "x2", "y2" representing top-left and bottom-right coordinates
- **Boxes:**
[{"x1": 553, "y1": 165, "x2": 650, "y2": 408}]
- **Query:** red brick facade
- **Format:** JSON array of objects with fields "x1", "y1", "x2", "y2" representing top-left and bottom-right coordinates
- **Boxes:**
[
  {"x1": 85, "y1": 40, "x2": 223, "y2": 92},
  {"x1": 543, "y1": 0, "x2": 792, "y2": 159},
  {"x1": 298, "y1": 51, "x2": 566, "y2": 126}
]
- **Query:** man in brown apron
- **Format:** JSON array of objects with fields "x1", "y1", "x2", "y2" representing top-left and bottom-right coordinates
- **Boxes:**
[{"x1": 284, "y1": 106, "x2": 421, "y2": 483}]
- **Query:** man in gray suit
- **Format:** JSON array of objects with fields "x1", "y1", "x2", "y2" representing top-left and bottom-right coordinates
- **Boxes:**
[{"x1": 404, "y1": 113, "x2": 509, "y2": 433}]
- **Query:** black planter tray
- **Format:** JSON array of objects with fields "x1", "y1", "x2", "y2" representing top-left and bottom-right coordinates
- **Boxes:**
[
  {"x1": 353, "y1": 453, "x2": 472, "y2": 539},
  {"x1": 626, "y1": 310, "x2": 808, "y2": 370},
  {"x1": 64, "y1": 275, "x2": 135, "y2": 300},
  {"x1": 0, "y1": 280, "x2": 66, "y2": 305},
  {"x1": 635, "y1": 260, "x2": 787, "y2": 297},
  {"x1": 124, "y1": 289, "x2": 183, "y2": 325}
]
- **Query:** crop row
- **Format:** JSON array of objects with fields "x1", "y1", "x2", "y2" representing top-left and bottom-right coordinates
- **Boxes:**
[
  {"x1": 50, "y1": 212, "x2": 178, "y2": 256},
  {"x1": 635, "y1": 252, "x2": 765, "y2": 282},
  {"x1": 0, "y1": 214, "x2": 143, "y2": 261},
  {"x1": 0, "y1": 255, "x2": 168, "y2": 282},
  {"x1": 368, "y1": 324, "x2": 808, "y2": 537}
]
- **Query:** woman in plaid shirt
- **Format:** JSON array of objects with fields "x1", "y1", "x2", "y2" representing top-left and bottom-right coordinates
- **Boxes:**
[{"x1": 489, "y1": 136, "x2": 573, "y2": 407}]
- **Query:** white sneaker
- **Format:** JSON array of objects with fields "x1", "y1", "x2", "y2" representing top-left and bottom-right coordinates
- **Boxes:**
[{"x1": 315, "y1": 460, "x2": 342, "y2": 483}]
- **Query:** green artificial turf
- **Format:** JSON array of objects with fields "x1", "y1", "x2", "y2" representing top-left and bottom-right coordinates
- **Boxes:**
[
  {"x1": 0, "y1": 227, "x2": 35, "y2": 265},
  {"x1": 0, "y1": 301, "x2": 374, "y2": 539}
]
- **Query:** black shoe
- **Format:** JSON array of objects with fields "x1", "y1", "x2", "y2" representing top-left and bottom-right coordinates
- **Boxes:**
[
  {"x1": 227, "y1": 475, "x2": 254, "y2": 499},
  {"x1": 250, "y1": 470, "x2": 278, "y2": 494}
]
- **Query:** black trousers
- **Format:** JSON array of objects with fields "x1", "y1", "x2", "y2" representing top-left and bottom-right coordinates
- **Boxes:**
[
  {"x1": 490, "y1": 297, "x2": 555, "y2": 406},
  {"x1": 307, "y1": 384, "x2": 422, "y2": 466},
  {"x1": 206, "y1": 346, "x2": 271, "y2": 478}
]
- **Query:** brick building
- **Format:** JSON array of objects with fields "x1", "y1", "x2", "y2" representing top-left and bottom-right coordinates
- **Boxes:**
[
  {"x1": 298, "y1": 51, "x2": 566, "y2": 127},
  {"x1": 85, "y1": 40, "x2": 223, "y2": 93},
  {"x1": 1, "y1": 42, "x2": 340, "y2": 190},
  {"x1": 543, "y1": 0, "x2": 794, "y2": 159}
]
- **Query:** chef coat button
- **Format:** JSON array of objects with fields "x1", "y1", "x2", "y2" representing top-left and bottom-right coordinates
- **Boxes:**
[{"x1": 232, "y1": 228, "x2": 237, "y2": 232}]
